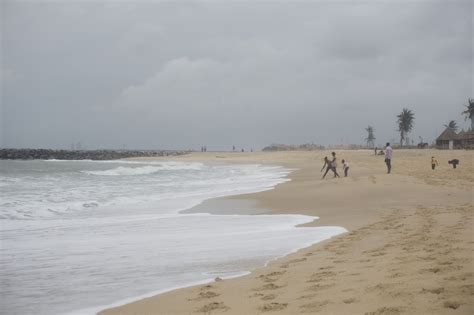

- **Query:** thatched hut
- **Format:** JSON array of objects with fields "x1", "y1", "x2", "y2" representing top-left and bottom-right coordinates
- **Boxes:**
[
  {"x1": 457, "y1": 130, "x2": 474, "y2": 149},
  {"x1": 436, "y1": 127, "x2": 474, "y2": 149}
]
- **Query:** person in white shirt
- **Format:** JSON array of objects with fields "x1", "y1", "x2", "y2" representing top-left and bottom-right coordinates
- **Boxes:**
[
  {"x1": 342, "y1": 159, "x2": 349, "y2": 177},
  {"x1": 384, "y1": 142, "x2": 393, "y2": 174}
]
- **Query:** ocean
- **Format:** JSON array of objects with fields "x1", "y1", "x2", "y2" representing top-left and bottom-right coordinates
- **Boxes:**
[{"x1": 0, "y1": 159, "x2": 346, "y2": 315}]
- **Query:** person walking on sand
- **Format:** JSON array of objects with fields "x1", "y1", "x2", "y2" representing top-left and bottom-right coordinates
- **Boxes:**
[
  {"x1": 431, "y1": 156, "x2": 439, "y2": 170},
  {"x1": 331, "y1": 152, "x2": 340, "y2": 178},
  {"x1": 384, "y1": 142, "x2": 393, "y2": 174},
  {"x1": 342, "y1": 159, "x2": 349, "y2": 177},
  {"x1": 321, "y1": 156, "x2": 331, "y2": 179}
]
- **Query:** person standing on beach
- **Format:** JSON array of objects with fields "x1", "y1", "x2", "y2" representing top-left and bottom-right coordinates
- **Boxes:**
[
  {"x1": 342, "y1": 159, "x2": 349, "y2": 177},
  {"x1": 384, "y1": 142, "x2": 393, "y2": 174},
  {"x1": 330, "y1": 152, "x2": 340, "y2": 178},
  {"x1": 431, "y1": 156, "x2": 439, "y2": 170}
]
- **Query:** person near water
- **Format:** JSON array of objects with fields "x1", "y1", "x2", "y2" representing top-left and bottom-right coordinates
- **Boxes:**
[
  {"x1": 384, "y1": 142, "x2": 393, "y2": 174},
  {"x1": 330, "y1": 152, "x2": 340, "y2": 178},
  {"x1": 374, "y1": 147, "x2": 378, "y2": 156},
  {"x1": 431, "y1": 156, "x2": 439, "y2": 170},
  {"x1": 342, "y1": 159, "x2": 349, "y2": 177},
  {"x1": 321, "y1": 156, "x2": 332, "y2": 179},
  {"x1": 321, "y1": 156, "x2": 328, "y2": 171}
]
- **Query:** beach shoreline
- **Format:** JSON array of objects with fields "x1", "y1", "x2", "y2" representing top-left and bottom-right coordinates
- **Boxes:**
[{"x1": 100, "y1": 149, "x2": 473, "y2": 315}]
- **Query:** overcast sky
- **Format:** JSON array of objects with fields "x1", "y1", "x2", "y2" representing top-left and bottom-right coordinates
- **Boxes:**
[{"x1": 1, "y1": 0, "x2": 472, "y2": 150}]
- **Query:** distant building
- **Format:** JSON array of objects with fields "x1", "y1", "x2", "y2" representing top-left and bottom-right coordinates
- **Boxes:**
[{"x1": 436, "y1": 127, "x2": 474, "y2": 149}]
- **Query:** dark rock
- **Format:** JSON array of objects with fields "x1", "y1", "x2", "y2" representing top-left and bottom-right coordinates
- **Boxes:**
[{"x1": 0, "y1": 149, "x2": 189, "y2": 160}]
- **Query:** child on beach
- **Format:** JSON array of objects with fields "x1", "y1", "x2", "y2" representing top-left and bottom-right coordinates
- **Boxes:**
[
  {"x1": 431, "y1": 156, "x2": 439, "y2": 170},
  {"x1": 342, "y1": 159, "x2": 349, "y2": 177}
]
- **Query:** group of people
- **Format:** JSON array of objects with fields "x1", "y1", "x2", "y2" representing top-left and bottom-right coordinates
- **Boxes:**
[
  {"x1": 321, "y1": 151, "x2": 350, "y2": 178},
  {"x1": 321, "y1": 143, "x2": 393, "y2": 179},
  {"x1": 320, "y1": 142, "x2": 461, "y2": 179}
]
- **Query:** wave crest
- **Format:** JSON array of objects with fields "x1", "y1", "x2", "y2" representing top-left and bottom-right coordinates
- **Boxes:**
[{"x1": 83, "y1": 162, "x2": 203, "y2": 176}]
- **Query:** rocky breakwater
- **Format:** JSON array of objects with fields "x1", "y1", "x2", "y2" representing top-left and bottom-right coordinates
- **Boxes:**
[{"x1": 0, "y1": 149, "x2": 189, "y2": 160}]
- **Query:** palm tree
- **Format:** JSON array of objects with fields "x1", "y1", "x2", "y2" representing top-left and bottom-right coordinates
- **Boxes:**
[
  {"x1": 461, "y1": 98, "x2": 474, "y2": 130},
  {"x1": 443, "y1": 120, "x2": 458, "y2": 132},
  {"x1": 365, "y1": 126, "x2": 376, "y2": 148},
  {"x1": 397, "y1": 108, "x2": 415, "y2": 147}
]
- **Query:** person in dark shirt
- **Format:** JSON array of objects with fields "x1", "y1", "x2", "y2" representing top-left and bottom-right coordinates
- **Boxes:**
[{"x1": 448, "y1": 159, "x2": 459, "y2": 169}]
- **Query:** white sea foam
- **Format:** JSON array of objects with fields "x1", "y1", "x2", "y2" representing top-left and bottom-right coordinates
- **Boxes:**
[
  {"x1": 0, "y1": 160, "x2": 346, "y2": 315},
  {"x1": 83, "y1": 165, "x2": 163, "y2": 176}
]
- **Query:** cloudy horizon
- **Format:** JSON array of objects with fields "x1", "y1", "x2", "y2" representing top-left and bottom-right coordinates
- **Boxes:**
[{"x1": 1, "y1": 0, "x2": 472, "y2": 150}]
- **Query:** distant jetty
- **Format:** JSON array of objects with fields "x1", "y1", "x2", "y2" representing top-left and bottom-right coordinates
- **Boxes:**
[
  {"x1": 0, "y1": 148, "x2": 189, "y2": 160},
  {"x1": 262, "y1": 143, "x2": 325, "y2": 151}
]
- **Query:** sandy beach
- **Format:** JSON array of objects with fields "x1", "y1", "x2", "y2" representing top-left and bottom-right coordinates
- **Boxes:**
[{"x1": 100, "y1": 149, "x2": 473, "y2": 315}]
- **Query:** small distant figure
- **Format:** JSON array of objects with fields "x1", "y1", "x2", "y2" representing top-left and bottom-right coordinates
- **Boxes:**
[
  {"x1": 250, "y1": 148, "x2": 253, "y2": 152},
  {"x1": 374, "y1": 147, "x2": 378, "y2": 156},
  {"x1": 330, "y1": 152, "x2": 340, "y2": 178},
  {"x1": 384, "y1": 142, "x2": 393, "y2": 174},
  {"x1": 241, "y1": 148, "x2": 244, "y2": 152},
  {"x1": 233, "y1": 145, "x2": 235, "y2": 151},
  {"x1": 342, "y1": 159, "x2": 349, "y2": 177},
  {"x1": 321, "y1": 156, "x2": 332, "y2": 179},
  {"x1": 448, "y1": 159, "x2": 459, "y2": 169},
  {"x1": 431, "y1": 156, "x2": 439, "y2": 170}
]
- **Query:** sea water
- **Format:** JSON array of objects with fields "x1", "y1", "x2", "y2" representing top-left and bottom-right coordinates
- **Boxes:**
[{"x1": 0, "y1": 159, "x2": 346, "y2": 315}]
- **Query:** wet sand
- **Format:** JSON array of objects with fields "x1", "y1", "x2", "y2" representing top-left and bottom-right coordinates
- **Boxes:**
[{"x1": 100, "y1": 149, "x2": 473, "y2": 314}]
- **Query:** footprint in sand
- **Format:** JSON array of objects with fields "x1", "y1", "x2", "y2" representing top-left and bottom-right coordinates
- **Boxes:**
[
  {"x1": 364, "y1": 306, "x2": 405, "y2": 315},
  {"x1": 280, "y1": 258, "x2": 307, "y2": 268},
  {"x1": 256, "y1": 283, "x2": 283, "y2": 291},
  {"x1": 261, "y1": 294, "x2": 276, "y2": 301},
  {"x1": 333, "y1": 259, "x2": 347, "y2": 264},
  {"x1": 343, "y1": 297, "x2": 358, "y2": 304},
  {"x1": 318, "y1": 265, "x2": 334, "y2": 270},
  {"x1": 299, "y1": 300, "x2": 330, "y2": 313},
  {"x1": 308, "y1": 271, "x2": 336, "y2": 281},
  {"x1": 259, "y1": 302, "x2": 288, "y2": 312},
  {"x1": 371, "y1": 252, "x2": 386, "y2": 257},
  {"x1": 365, "y1": 283, "x2": 398, "y2": 293},
  {"x1": 297, "y1": 294, "x2": 317, "y2": 300},
  {"x1": 388, "y1": 272, "x2": 404, "y2": 279},
  {"x1": 196, "y1": 302, "x2": 229, "y2": 313},
  {"x1": 421, "y1": 267, "x2": 441, "y2": 274},
  {"x1": 443, "y1": 301, "x2": 461, "y2": 310},
  {"x1": 200, "y1": 284, "x2": 213, "y2": 290},
  {"x1": 258, "y1": 270, "x2": 286, "y2": 283},
  {"x1": 306, "y1": 283, "x2": 336, "y2": 291},
  {"x1": 196, "y1": 291, "x2": 220, "y2": 299},
  {"x1": 421, "y1": 287, "x2": 444, "y2": 294}
]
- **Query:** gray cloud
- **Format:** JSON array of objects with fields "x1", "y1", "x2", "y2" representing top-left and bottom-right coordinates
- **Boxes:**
[{"x1": 1, "y1": 0, "x2": 472, "y2": 150}]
